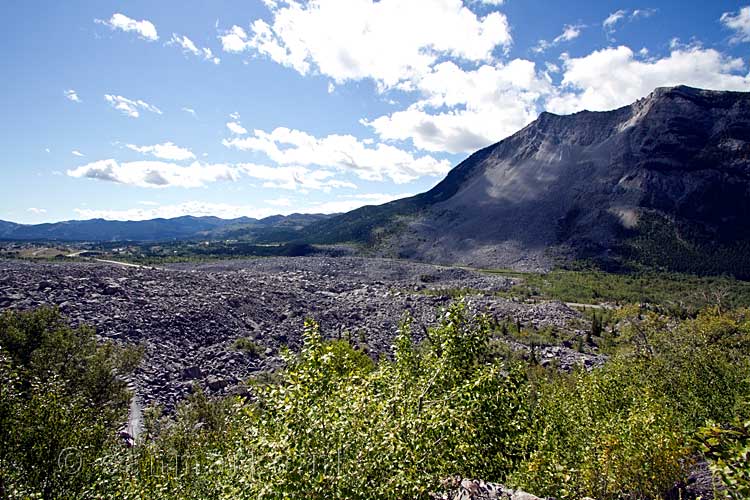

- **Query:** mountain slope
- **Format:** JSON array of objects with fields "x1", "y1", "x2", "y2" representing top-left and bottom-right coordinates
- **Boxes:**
[{"x1": 307, "y1": 86, "x2": 750, "y2": 276}]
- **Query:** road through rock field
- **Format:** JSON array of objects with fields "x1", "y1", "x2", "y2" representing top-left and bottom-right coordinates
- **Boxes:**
[{"x1": 0, "y1": 256, "x2": 602, "y2": 410}]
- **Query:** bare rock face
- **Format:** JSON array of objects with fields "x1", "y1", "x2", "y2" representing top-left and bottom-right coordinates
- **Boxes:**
[{"x1": 311, "y1": 86, "x2": 750, "y2": 275}]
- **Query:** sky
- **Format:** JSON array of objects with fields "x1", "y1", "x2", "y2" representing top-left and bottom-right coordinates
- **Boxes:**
[{"x1": 2, "y1": 1, "x2": 750, "y2": 224}]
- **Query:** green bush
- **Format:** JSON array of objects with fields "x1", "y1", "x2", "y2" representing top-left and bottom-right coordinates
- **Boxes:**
[
  {"x1": 4, "y1": 303, "x2": 749, "y2": 499},
  {"x1": 0, "y1": 307, "x2": 141, "y2": 499},
  {"x1": 233, "y1": 337, "x2": 263, "y2": 357},
  {"x1": 88, "y1": 303, "x2": 534, "y2": 499},
  {"x1": 699, "y1": 418, "x2": 750, "y2": 499}
]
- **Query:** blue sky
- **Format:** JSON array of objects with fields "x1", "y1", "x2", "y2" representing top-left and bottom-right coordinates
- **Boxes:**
[{"x1": 2, "y1": 0, "x2": 750, "y2": 223}]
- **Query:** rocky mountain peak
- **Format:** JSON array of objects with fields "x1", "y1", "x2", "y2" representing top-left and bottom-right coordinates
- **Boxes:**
[{"x1": 309, "y1": 86, "x2": 750, "y2": 276}]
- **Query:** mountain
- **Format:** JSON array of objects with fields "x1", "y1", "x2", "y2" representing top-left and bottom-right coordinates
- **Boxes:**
[
  {"x1": 307, "y1": 86, "x2": 750, "y2": 277},
  {"x1": 0, "y1": 214, "x2": 332, "y2": 242},
  {"x1": 0, "y1": 220, "x2": 19, "y2": 236}
]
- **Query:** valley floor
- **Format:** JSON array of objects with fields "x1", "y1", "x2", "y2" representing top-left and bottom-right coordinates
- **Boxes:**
[{"x1": 0, "y1": 256, "x2": 601, "y2": 411}]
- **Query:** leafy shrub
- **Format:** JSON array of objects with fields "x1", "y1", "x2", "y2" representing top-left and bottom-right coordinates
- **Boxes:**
[
  {"x1": 89, "y1": 302, "x2": 534, "y2": 499},
  {"x1": 233, "y1": 337, "x2": 263, "y2": 357},
  {"x1": 0, "y1": 307, "x2": 141, "y2": 499},
  {"x1": 511, "y1": 365, "x2": 687, "y2": 499},
  {"x1": 4, "y1": 303, "x2": 750, "y2": 499},
  {"x1": 699, "y1": 418, "x2": 750, "y2": 499}
]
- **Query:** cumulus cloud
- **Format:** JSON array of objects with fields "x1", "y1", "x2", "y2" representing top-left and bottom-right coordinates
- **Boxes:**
[
  {"x1": 364, "y1": 42, "x2": 750, "y2": 154},
  {"x1": 104, "y1": 94, "x2": 162, "y2": 118},
  {"x1": 66, "y1": 157, "x2": 356, "y2": 192},
  {"x1": 67, "y1": 159, "x2": 241, "y2": 188},
  {"x1": 219, "y1": 25, "x2": 250, "y2": 53},
  {"x1": 169, "y1": 34, "x2": 220, "y2": 64},
  {"x1": 239, "y1": 163, "x2": 356, "y2": 191},
  {"x1": 533, "y1": 24, "x2": 584, "y2": 53},
  {"x1": 126, "y1": 142, "x2": 196, "y2": 161},
  {"x1": 226, "y1": 121, "x2": 248, "y2": 135},
  {"x1": 221, "y1": 0, "x2": 511, "y2": 89},
  {"x1": 721, "y1": 6, "x2": 750, "y2": 43},
  {"x1": 182, "y1": 107, "x2": 197, "y2": 117},
  {"x1": 71, "y1": 150, "x2": 85, "y2": 157},
  {"x1": 364, "y1": 59, "x2": 550, "y2": 153},
  {"x1": 224, "y1": 128, "x2": 451, "y2": 183},
  {"x1": 96, "y1": 13, "x2": 158, "y2": 41},
  {"x1": 27, "y1": 208, "x2": 47, "y2": 215},
  {"x1": 546, "y1": 46, "x2": 750, "y2": 114},
  {"x1": 64, "y1": 89, "x2": 81, "y2": 103}
]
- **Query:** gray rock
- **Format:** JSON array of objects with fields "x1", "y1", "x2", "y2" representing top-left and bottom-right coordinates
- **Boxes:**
[
  {"x1": 0, "y1": 256, "x2": 596, "y2": 411},
  {"x1": 182, "y1": 366, "x2": 202, "y2": 380}
]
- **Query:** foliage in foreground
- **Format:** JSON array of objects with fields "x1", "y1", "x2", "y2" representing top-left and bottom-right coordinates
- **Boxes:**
[
  {"x1": 698, "y1": 418, "x2": 750, "y2": 500},
  {"x1": 0, "y1": 307, "x2": 141, "y2": 499},
  {"x1": 2, "y1": 304, "x2": 749, "y2": 499},
  {"x1": 85, "y1": 304, "x2": 749, "y2": 500}
]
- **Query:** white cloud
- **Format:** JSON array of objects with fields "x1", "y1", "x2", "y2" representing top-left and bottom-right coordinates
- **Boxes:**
[
  {"x1": 219, "y1": 25, "x2": 250, "y2": 53},
  {"x1": 226, "y1": 121, "x2": 248, "y2": 135},
  {"x1": 365, "y1": 42, "x2": 750, "y2": 154},
  {"x1": 126, "y1": 142, "x2": 196, "y2": 161},
  {"x1": 66, "y1": 157, "x2": 355, "y2": 192},
  {"x1": 222, "y1": 0, "x2": 512, "y2": 90},
  {"x1": 603, "y1": 8, "x2": 656, "y2": 38},
  {"x1": 71, "y1": 192, "x2": 410, "y2": 221},
  {"x1": 67, "y1": 159, "x2": 242, "y2": 188},
  {"x1": 224, "y1": 127, "x2": 451, "y2": 183},
  {"x1": 104, "y1": 94, "x2": 162, "y2": 118},
  {"x1": 546, "y1": 46, "x2": 750, "y2": 114},
  {"x1": 182, "y1": 107, "x2": 197, "y2": 117},
  {"x1": 327, "y1": 82, "x2": 335, "y2": 93},
  {"x1": 239, "y1": 163, "x2": 356, "y2": 191},
  {"x1": 74, "y1": 202, "x2": 280, "y2": 221},
  {"x1": 71, "y1": 150, "x2": 85, "y2": 157},
  {"x1": 364, "y1": 59, "x2": 550, "y2": 153},
  {"x1": 96, "y1": 13, "x2": 158, "y2": 41},
  {"x1": 475, "y1": 0, "x2": 504, "y2": 5},
  {"x1": 603, "y1": 9, "x2": 627, "y2": 33},
  {"x1": 27, "y1": 208, "x2": 47, "y2": 215},
  {"x1": 64, "y1": 89, "x2": 81, "y2": 103},
  {"x1": 721, "y1": 6, "x2": 750, "y2": 43},
  {"x1": 631, "y1": 8, "x2": 657, "y2": 20},
  {"x1": 310, "y1": 192, "x2": 413, "y2": 213},
  {"x1": 230, "y1": 111, "x2": 241, "y2": 120},
  {"x1": 555, "y1": 24, "x2": 583, "y2": 43},
  {"x1": 169, "y1": 34, "x2": 220, "y2": 64},
  {"x1": 533, "y1": 24, "x2": 584, "y2": 53},
  {"x1": 265, "y1": 197, "x2": 292, "y2": 207}
]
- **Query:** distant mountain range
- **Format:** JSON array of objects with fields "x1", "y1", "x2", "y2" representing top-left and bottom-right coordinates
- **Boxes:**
[
  {"x1": 0, "y1": 214, "x2": 331, "y2": 242},
  {"x1": 5, "y1": 86, "x2": 750, "y2": 278}
]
